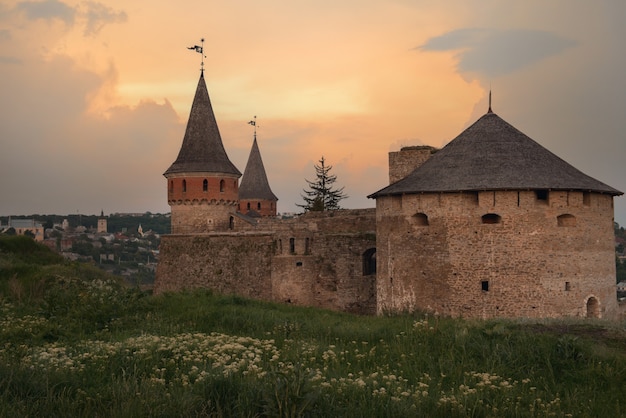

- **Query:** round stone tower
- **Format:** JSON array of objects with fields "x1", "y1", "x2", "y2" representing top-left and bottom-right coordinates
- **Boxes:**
[
  {"x1": 164, "y1": 71, "x2": 241, "y2": 233},
  {"x1": 369, "y1": 110, "x2": 623, "y2": 320}
]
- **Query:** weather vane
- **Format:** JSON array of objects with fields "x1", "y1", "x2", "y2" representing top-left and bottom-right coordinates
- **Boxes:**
[
  {"x1": 248, "y1": 115, "x2": 258, "y2": 140},
  {"x1": 187, "y1": 38, "x2": 206, "y2": 72}
]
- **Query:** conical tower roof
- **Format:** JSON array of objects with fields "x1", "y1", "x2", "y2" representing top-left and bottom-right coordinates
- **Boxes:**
[
  {"x1": 369, "y1": 111, "x2": 622, "y2": 198},
  {"x1": 164, "y1": 72, "x2": 241, "y2": 176},
  {"x1": 239, "y1": 137, "x2": 278, "y2": 201}
]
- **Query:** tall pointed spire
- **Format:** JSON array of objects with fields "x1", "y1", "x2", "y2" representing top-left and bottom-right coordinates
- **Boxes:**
[
  {"x1": 239, "y1": 117, "x2": 278, "y2": 216},
  {"x1": 164, "y1": 72, "x2": 241, "y2": 176}
]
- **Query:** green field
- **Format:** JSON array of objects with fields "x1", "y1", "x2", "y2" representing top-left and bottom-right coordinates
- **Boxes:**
[{"x1": 1, "y1": 235, "x2": 625, "y2": 417}]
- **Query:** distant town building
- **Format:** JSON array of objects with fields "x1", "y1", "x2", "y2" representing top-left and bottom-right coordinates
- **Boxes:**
[
  {"x1": 0, "y1": 219, "x2": 45, "y2": 241},
  {"x1": 97, "y1": 210, "x2": 108, "y2": 233}
]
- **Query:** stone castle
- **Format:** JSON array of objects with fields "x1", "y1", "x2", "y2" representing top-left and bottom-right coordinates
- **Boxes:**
[{"x1": 154, "y1": 72, "x2": 623, "y2": 320}]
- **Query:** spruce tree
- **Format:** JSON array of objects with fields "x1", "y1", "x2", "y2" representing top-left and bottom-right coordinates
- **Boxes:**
[{"x1": 298, "y1": 157, "x2": 348, "y2": 211}]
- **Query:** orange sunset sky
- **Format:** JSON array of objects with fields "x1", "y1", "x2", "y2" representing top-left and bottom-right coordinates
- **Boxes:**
[{"x1": 1, "y1": 1, "x2": 625, "y2": 224}]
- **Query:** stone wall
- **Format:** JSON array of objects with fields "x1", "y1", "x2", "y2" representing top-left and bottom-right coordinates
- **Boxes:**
[
  {"x1": 155, "y1": 209, "x2": 377, "y2": 314},
  {"x1": 376, "y1": 190, "x2": 619, "y2": 319},
  {"x1": 388, "y1": 146, "x2": 436, "y2": 184}
]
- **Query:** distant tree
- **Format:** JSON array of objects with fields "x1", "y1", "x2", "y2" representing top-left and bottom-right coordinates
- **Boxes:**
[
  {"x1": 4, "y1": 227, "x2": 16, "y2": 236},
  {"x1": 298, "y1": 156, "x2": 348, "y2": 212},
  {"x1": 23, "y1": 230, "x2": 35, "y2": 239}
]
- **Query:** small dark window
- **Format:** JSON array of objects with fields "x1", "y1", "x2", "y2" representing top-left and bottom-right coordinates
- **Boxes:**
[
  {"x1": 220, "y1": 179, "x2": 225, "y2": 192},
  {"x1": 413, "y1": 212, "x2": 429, "y2": 226},
  {"x1": 583, "y1": 192, "x2": 591, "y2": 206},
  {"x1": 481, "y1": 281, "x2": 489, "y2": 291},
  {"x1": 289, "y1": 238, "x2": 295, "y2": 254},
  {"x1": 565, "y1": 281, "x2": 571, "y2": 291},
  {"x1": 557, "y1": 214, "x2": 576, "y2": 227},
  {"x1": 203, "y1": 179, "x2": 208, "y2": 192},
  {"x1": 481, "y1": 213, "x2": 501, "y2": 224},
  {"x1": 296, "y1": 261, "x2": 303, "y2": 267},
  {"x1": 257, "y1": 202, "x2": 261, "y2": 210},
  {"x1": 229, "y1": 216, "x2": 234, "y2": 230},
  {"x1": 247, "y1": 202, "x2": 251, "y2": 210},
  {"x1": 536, "y1": 190, "x2": 548, "y2": 201},
  {"x1": 169, "y1": 180, "x2": 174, "y2": 193},
  {"x1": 182, "y1": 179, "x2": 187, "y2": 193}
]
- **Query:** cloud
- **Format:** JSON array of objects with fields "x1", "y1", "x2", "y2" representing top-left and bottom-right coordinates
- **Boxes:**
[
  {"x1": 82, "y1": 1, "x2": 127, "y2": 37},
  {"x1": 16, "y1": 0, "x2": 75, "y2": 25},
  {"x1": 0, "y1": 54, "x2": 182, "y2": 215},
  {"x1": 419, "y1": 28, "x2": 576, "y2": 78}
]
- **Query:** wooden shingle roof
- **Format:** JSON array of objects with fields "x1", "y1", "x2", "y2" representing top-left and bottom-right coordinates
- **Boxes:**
[
  {"x1": 369, "y1": 111, "x2": 622, "y2": 198},
  {"x1": 238, "y1": 137, "x2": 278, "y2": 201},
  {"x1": 164, "y1": 72, "x2": 241, "y2": 177}
]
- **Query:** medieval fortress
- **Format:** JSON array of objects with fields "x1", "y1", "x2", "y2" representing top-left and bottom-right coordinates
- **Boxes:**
[{"x1": 154, "y1": 72, "x2": 623, "y2": 320}]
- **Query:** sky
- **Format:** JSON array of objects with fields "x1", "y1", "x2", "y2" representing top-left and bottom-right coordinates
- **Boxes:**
[{"x1": 1, "y1": 0, "x2": 625, "y2": 225}]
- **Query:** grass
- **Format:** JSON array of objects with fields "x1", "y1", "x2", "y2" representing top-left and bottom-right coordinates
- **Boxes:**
[{"x1": 0, "y1": 236, "x2": 625, "y2": 417}]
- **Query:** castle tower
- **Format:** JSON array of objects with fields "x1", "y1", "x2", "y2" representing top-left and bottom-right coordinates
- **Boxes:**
[
  {"x1": 370, "y1": 110, "x2": 623, "y2": 319},
  {"x1": 164, "y1": 71, "x2": 241, "y2": 233},
  {"x1": 238, "y1": 129, "x2": 278, "y2": 217}
]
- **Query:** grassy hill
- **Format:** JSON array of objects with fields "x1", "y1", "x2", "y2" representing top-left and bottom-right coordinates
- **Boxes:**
[{"x1": 1, "y1": 236, "x2": 625, "y2": 417}]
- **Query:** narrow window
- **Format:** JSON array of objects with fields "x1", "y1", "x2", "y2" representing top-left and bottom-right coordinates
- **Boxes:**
[
  {"x1": 583, "y1": 192, "x2": 591, "y2": 206},
  {"x1": 289, "y1": 238, "x2": 295, "y2": 254},
  {"x1": 229, "y1": 216, "x2": 234, "y2": 230},
  {"x1": 220, "y1": 179, "x2": 225, "y2": 192},
  {"x1": 557, "y1": 214, "x2": 576, "y2": 227},
  {"x1": 481, "y1": 213, "x2": 501, "y2": 224},
  {"x1": 305, "y1": 237, "x2": 310, "y2": 254},
  {"x1": 481, "y1": 281, "x2": 489, "y2": 292},
  {"x1": 363, "y1": 248, "x2": 377, "y2": 276},
  {"x1": 169, "y1": 180, "x2": 174, "y2": 193},
  {"x1": 565, "y1": 282, "x2": 571, "y2": 291},
  {"x1": 247, "y1": 202, "x2": 251, "y2": 210},
  {"x1": 182, "y1": 179, "x2": 187, "y2": 193},
  {"x1": 535, "y1": 189, "x2": 548, "y2": 202},
  {"x1": 257, "y1": 202, "x2": 261, "y2": 210},
  {"x1": 203, "y1": 179, "x2": 208, "y2": 192}
]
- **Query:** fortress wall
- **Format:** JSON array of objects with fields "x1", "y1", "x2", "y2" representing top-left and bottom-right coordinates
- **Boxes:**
[
  {"x1": 154, "y1": 233, "x2": 274, "y2": 300},
  {"x1": 377, "y1": 191, "x2": 618, "y2": 319},
  {"x1": 156, "y1": 209, "x2": 377, "y2": 314}
]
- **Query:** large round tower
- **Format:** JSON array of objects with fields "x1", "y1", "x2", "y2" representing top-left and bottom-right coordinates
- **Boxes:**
[
  {"x1": 164, "y1": 71, "x2": 241, "y2": 233},
  {"x1": 369, "y1": 110, "x2": 623, "y2": 319}
]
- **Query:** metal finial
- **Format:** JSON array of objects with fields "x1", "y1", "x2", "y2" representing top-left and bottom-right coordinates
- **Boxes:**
[
  {"x1": 248, "y1": 115, "x2": 258, "y2": 140},
  {"x1": 488, "y1": 89, "x2": 493, "y2": 113},
  {"x1": 187, "y1": 38, "x2": 207, "y2": 72}
]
